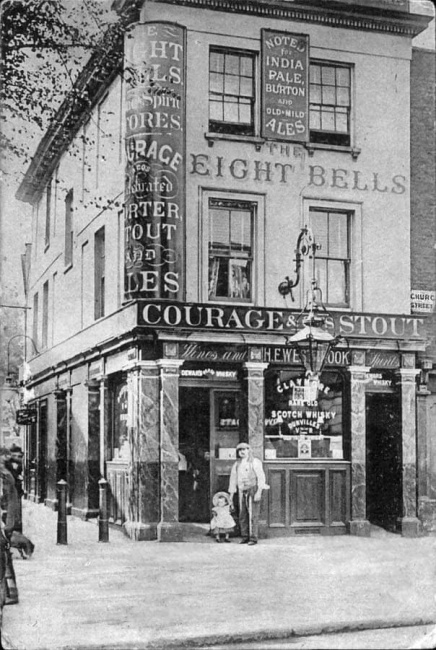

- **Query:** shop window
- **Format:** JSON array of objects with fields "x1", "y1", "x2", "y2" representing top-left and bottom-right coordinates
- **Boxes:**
[
  {"x1": 209, "y1": 48, "x2": 255, "y2": 136},
  {"x1": 208, "y1": 199, "x2": 253, "y2": 302},
  {"x1": 213, "y1": 390, "x2": 240, "y2": 460},
  {"x1": 309, "y1": 208, "x2": 351, "y2": 308},
  {"x1": 110, "y1": 377, "x2": 129, "y2": 461},
  {"x1": 310, "y1": 62, "x2": 351, "y2": 147},
  {"x1": 264, "y1": 369, "x2": 348, "y2": 461}
]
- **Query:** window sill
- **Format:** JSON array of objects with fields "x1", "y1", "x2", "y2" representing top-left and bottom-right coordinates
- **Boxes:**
[
  {"x1": 305, "y1": 142, "x2": 361, "y2": 159},
  {"x1": 205, "y1": 132, "x2": 265, "y2": 151}
]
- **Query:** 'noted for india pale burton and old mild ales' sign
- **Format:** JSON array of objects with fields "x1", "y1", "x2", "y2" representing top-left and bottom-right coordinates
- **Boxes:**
[
  {"x1": 124, "y1": 23, "x2": 186, "y2": 301},
  {"x1": 261, "y1": 29, "x2": 309, "y2": 142}
]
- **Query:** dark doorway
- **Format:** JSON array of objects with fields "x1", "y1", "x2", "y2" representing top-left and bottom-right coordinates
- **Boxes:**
[
  {"x1": 366, "y1": 393, "x2": 402, "y2": 532},
  {"x1": 179, "y1": 387, "x2": 210, "y2": 522}
]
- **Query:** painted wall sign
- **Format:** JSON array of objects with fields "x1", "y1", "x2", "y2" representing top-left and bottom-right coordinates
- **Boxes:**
[
  {"x1": 411, "y1": 290, "x2": 435, "y2": 314},
  {"x1": 124, "y1": 22, "x2": 186, "y2": 301},
  {"x1": 189, "y1": 154, "x2": 407, "y2": 193},
  {"x1": 366, "y1": 351, "x2": 400, "y2": 369},
  {"x1": 263, "y1": 346, "x2": 350, "y2": 366},
  {"x1": 261, "y1": 30, "x2": 309, "y2": 142},
  {"x1": 16, "y1": 408, "x2": 37, "y2": 425},
  {"x1": 180, "y1": 342, "x2": 247, "y2": 363},
  {"x1": 138, "y1": 301, "x2": 426, "y2": 340}
]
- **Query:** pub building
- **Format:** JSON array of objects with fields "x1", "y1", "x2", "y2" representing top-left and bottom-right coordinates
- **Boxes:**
[{"x1": 16, "y1": 0, "x2": 435, "y2": 541}]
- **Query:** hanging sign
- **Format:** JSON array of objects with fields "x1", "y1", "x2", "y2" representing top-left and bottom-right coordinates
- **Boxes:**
[
  {"x1": 16, "y1": 408, "x2": 37, "y2": 425},
  {"x1": 261, "y1": 29, "x2": 309, "y2": 142}
]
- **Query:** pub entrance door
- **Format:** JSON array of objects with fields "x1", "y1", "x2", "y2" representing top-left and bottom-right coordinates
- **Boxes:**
[
  {"x1": 178, "y1": 386, "x2": 241, "y2": 523},
  {"x1": 366, "y1": 393, "x2": 402, "y2": 532}
]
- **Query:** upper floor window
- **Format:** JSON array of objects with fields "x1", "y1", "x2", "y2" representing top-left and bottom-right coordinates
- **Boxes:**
[
  {"x1": 42, "y1": 280, "x2": 49, "y2": 349},
  {"x1": 309, "y1": 62, "x2": 351, "y2": 147},
  {"x1": 309, "y1": 208, "x2": 351, "y2": 307},
  {"x1": 44, "y1": 180, "x2": 52, "y2": 248},
  {"x1": 32, "y1": 292, "x2": 39, "y2": 350},
  {"x1": 64, "y1": 189, "x2": 74, "y2": 268},
  {"x1": 209, "y1": 49, "x2": 255, "y2": 136},
  {"x1": 208, "y1": 199, "x2": 253, "y2": 301},
  {"x1": 94, "y1": 226, "x2": 105, "y2": 320}
]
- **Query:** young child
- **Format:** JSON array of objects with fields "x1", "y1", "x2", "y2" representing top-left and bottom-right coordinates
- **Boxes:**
[{"x1": 210, "y1": 491, "x2": 235, "y2": 543}]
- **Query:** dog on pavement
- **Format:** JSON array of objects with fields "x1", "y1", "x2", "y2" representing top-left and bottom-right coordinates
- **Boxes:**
[{"x1": 9, "y1": 531, "x2": 35, "y2": 559}]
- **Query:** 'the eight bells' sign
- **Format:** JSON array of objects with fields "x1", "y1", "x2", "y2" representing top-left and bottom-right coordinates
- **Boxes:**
[
  {"x1": 124, "y1": 23, "x2": 186, "y2": 300},
  {"x1": 261, "y1": 30, "x2": 309, "y2": 142}
]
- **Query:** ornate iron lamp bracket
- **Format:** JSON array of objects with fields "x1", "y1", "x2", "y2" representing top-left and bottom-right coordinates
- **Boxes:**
[{"x1": 278, "y1": 225, "x2": 319, "y2": 301}]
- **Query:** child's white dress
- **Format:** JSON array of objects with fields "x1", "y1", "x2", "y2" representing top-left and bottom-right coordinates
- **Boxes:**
[{"x1": 210, "y1": 504, "x2": 235, "y2": 532}]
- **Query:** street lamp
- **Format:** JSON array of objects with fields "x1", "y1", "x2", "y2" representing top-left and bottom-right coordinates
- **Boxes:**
[
  {"x1": 6, "y1": 334, "x2": 39, "y2": 386},
  {"x1": 278, "y1": 226, "x2": 342, "y2": 379}
]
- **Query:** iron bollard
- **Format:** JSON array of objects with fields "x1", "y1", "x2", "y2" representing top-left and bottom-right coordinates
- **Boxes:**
[
  {"x1": 56, "y1": 479, "x2": 68, "y2": 545},
  {"x1": 98, "y1": 478, "x2": 109, "y2": 543}
]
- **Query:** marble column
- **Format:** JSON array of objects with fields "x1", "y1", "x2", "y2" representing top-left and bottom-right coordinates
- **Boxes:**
[
  {"x1": 124, "y1": 362, "x2": 160, "y2": 541},
  {"x1": 396, "y1": 363, "x2": 421, "y2": 537},
  {"x1": 348, "y1": 356, "x2": 371, "y2": 536},
  {"x1": 243, "y1": 360, "x2": 269, "y2": 459},
  {"x1": 157, "y1": 358, "x2": 184, "y2": 542}
]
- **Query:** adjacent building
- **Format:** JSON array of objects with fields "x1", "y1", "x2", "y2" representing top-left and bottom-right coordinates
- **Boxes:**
[{"x1": 15, "y1": 0, "x2": 435, "y2": 540}]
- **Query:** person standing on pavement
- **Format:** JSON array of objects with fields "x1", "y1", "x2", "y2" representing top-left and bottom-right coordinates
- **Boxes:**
[
  {"x1": 0, "y1": 447, "x2": 20, "y2": 609},
  {"x1": 228, "y1": 442, "x2": 268, "y2": 546}
]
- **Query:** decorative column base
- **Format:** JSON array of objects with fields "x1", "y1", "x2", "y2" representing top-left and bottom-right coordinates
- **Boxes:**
[
  {"x1": 123, "y1": 521, "x2": 157, "y2": 541},
  {"x1": 418, "y1": 497, "x2": 436, "y2": 535},
  {"x1": 157, "y1": 522, "x2": 184, "y2": 542},
  {"x1": 399, "y1": 516, "x2": 421, "y2": 538},
  {"x1": 348, "y1": 519, "x2": 371, "y2": 537}
]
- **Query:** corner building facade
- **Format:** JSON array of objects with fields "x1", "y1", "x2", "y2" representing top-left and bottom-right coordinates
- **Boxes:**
[{"x1": 18, "y1": 0, "x2": 435, "y2": 541}]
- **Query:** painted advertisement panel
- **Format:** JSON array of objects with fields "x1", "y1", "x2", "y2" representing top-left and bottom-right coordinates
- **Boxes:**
[
  {"x1": 261, "y1": 29, "x2": 309, "y2": 142},
  {"x1": 124, "y1": 22, "x2": 185, "y2": 301}
]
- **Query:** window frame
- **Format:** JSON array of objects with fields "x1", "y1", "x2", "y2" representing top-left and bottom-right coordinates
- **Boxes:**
[
  {"x1": 303, "y1": 198, "x2": 362, "y2": 312},
  {"x1": 64, "y1": 189, "x2": 74, "y2": 270},
  {"x1": 200, "y1": 190, "x2": 265, "y2": 305},
  {"x1": 44, "y1": 180, "x2": 52, "y2": 250},
  {"x1": 41, "y1": 280, "x2": 49, "y2": 349},
  {"x1": 309, "y1": 60, "x2": 353, "y2": 148},
  {"x1": 208, "y1": 47, "x2": 257, "y2": 137}
]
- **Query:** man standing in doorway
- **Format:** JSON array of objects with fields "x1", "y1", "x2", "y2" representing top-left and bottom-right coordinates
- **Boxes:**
[{"x1": 228, "y1": 442, "x2": 268, "y2": 546}]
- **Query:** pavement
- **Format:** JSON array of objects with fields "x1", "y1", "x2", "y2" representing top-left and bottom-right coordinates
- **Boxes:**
[{"x1": 1, "y1": 500, "x2": 436, "y2": 650}]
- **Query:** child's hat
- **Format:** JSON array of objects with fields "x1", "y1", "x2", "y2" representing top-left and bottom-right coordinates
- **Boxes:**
[{"x1": 213, "y1": 491, "x2": 231, "y2": 506}]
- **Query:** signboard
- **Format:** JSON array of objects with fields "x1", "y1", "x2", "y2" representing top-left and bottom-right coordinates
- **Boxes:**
[
  {"x1": 16, "y1": 408, "x2": 37, "y2": 425},
  {"x1": 261, "y1": 30, "x2": 309, "y2": 142},
  {"x1": 124, "y1": 22, "x2": 186, "y2": 301},
  {"x1": 138, "y1": 301, "x2": 426, "y2": 340},
  {"x1": 411, "y1": 290, "x2": 435, "y2": 314}
]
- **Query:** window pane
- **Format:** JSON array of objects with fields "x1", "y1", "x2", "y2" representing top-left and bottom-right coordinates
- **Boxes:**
[
  {"x1": 310, "y1": 64, "x2": 321, "y2": 83},
  {"x1": 239, "y1": 103, "x2": 252, "y2": 124},
  {"x1": 328, "y1": 260, "x2": 347, "y2": 304},
  {"x1": 329, "y1": 213, "x2": 348, "y2": 258},
  {"x1": 310, "y1": 84, "x2": 321, "y2": 104},
  {"x1": 314, "y1": 258, "x2": 327, "y2": 298},
  {"x1": 240, "y1": 56, "x2": 253, "y2": 76},
  {"x1": 240, "y1": 77, "x2": 253, "y2": 97},
  {"x1": 224, "y1": 100, "x2": 239, "y2": 123},
  {"x1": 310, "y1": 211, "x2": 328, "y2": 253},
  {"x1": 321, "y1": 66, "x2": 335, "y2": 85},
  {"x1": 309, "y1": 108, "x2": 321, "y2": 129},
  {"x1": 216, "y1": 259, "x2": 230, "y2": 297},
  {"x1": 210, "y1": 209, "x2": 229, "y2": 247},
  {"x1": 321, "y1": 107, "x2": 335, "y2": 131},
  {"x1": 337, "y1": 87, "x2": 350, "y2": 106},
  {"x1": 224, "y1": 75, "x2": 239, "y2": 95},
  {"x1": 322, "y1": 86, "x2": 335, "y2": 105},
  {"x1": 226, "y1": 54, "x2": 239, "y2": 75},
  {"x1": 335, "y1": 111, "x2": 348, "y2": 133},
  {"x1": 210, "y1": 100, "x2": 223, "y2": 121},
  {"x1": 230, "y1": 260, "x2": 251, "y2": 299},
  {"x1": 231, "y1": 210, "x2": 251, "y2": 251},
  {"x1": 210, "y1": 72, "x2": 223, "y2": 94},
  {"x1": 210, "y1": 51, "x2": 224, "y2": 72},
  {"x1": 336, "y1": 67, "x2": 350, "y2": 87}
]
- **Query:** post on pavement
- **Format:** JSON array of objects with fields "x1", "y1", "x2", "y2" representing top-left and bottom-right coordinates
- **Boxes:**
[
  {"x1": 98, "y1": 478, "x2": 109, "y2": 543},
  {"x1": 56, "y1": 479, "x2": 68, "y2": 545}
]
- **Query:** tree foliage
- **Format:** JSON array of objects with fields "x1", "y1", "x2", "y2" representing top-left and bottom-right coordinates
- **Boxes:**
[{"x1": 0, "y1": 0, "x2": 119, "y2": 168}]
